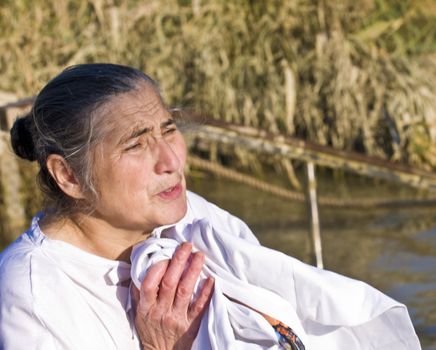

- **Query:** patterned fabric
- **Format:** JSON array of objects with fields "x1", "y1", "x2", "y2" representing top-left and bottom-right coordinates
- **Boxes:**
[{"x1": 271, "y1": 320, "x2": 306, "y2": 350}]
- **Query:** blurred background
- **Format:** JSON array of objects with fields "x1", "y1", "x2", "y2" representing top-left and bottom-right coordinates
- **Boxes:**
[{"x1": 0, "y1": 0, "x2": 435, "y2": 348}]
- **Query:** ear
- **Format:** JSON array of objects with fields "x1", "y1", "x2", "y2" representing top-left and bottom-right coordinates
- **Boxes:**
[{"x1": 46, "y1": 154, "x2": 85, "y2": 200}]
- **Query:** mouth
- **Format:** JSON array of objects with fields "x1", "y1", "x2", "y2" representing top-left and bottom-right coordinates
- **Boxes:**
[{"x1": 157, "y1": 182, "x2": 183, "y2": 200}]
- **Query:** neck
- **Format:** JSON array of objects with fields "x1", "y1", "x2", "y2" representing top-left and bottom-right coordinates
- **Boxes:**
[{"x1": 40, "y1": 213, "x2": 151, "y2": 262}]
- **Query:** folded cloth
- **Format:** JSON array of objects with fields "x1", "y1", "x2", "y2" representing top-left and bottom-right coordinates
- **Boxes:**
[{"x1": 131, "y1": 219, "x2": 421, "y2": 350}]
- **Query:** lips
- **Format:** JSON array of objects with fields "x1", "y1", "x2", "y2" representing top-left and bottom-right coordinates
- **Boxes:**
[{"x1": 157, "y1": 182, "x2": 183, "y2": 200}]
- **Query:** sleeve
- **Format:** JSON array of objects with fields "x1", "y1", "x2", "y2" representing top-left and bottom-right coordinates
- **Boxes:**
[
  {"x1": 0, "y1": 252, "x2": 57, "y2": 350},
  {"x1": 184, "y1": 191, "x2": 260, "y2": 244}
]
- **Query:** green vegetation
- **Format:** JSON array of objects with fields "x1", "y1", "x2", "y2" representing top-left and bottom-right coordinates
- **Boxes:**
[{"x1": 1, "y1": 0, "x2": 435, "y2": 168}]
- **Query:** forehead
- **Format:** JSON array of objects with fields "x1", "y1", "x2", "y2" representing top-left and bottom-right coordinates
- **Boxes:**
[{"x1": 96, "y1": 83, "x2": 169, "y2": 137}]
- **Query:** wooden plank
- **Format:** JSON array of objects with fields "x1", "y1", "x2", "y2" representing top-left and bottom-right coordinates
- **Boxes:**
[
  {"x1": 305, "y1": 162, "x2": 323, "y2": 268},
  {"x1": 188, "y1": 121, "x2": 436, "y2": 191},
  {"x1": 0, "y1": 97, "x2": 34, "y2": 131},
  {"x1": 0, "y1": 91, "x2": 17, "y2": 106}
]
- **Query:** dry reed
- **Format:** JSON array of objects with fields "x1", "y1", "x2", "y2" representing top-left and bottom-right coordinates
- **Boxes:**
[{"x1": 0, "y1": 0, "x2": 435, "y2": 169}]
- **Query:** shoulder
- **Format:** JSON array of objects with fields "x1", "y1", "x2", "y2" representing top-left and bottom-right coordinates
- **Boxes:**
[
  {"x1": 0, "y1": 214, "x2": 60, "y2": 285},
  {"x1": 0, "y1": 231, "x2": 53, "y2": 301},
  {"x1": 1, "y1": 233, "x2": 37, "y2": 287},
  {"x1": 184, "y1": 191, "x2": 259, "y2": 244},
  {"x1": 1, "y1": 215, "x2": 47, "y2": 283},
  {"x1": 0, "y1": 229, "x2": 62, "y2": 311}
]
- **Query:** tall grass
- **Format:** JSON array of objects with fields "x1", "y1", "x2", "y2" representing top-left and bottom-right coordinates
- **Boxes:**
[{"x1": 0, "y1": 0, "x2": 435, "y2": 168}]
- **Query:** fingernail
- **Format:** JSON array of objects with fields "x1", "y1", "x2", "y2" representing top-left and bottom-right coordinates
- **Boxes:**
[
  {"x1": 182, "y1": 242, "x2": 192, "y2": 250},
  {"x1": 195, "y1": 251, "x2": 205, "y2": 261},
  {"x1": 178, "y1": 242, "x2": 192, "y2": 256}
]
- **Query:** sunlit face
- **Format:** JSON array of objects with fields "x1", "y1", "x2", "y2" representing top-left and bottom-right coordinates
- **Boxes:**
[{"x1": 89, "y1": 82, "x2": 187, "y2": 233}]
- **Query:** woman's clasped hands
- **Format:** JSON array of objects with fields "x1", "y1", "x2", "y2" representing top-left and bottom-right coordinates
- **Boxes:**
[{"x1": 132, "y1": 243, "x2": 214, "y2": 350}]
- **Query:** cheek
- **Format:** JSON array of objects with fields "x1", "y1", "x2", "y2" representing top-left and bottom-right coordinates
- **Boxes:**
[{"x1": 99, "y1": 158, "x2": 150, "y2": 195}]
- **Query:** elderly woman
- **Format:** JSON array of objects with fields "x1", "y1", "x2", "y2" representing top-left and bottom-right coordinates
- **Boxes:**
[
  {"x1": 0, "y1": 64, "x2": 218, "y2": 349},
  {"x1": 0, "y1": 64, "x2": 420, "y2": 350}
]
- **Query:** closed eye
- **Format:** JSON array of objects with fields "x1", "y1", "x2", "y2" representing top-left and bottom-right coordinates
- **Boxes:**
[
  {"x1": 161, "y1": 118, "x2": 177, "y2": 136},
  {"x1": 124, "y1": 142, "x2": 142, "y2": 151},
  {"x1": 163, "y1": 127, "x2": 177, "y2": 135}
]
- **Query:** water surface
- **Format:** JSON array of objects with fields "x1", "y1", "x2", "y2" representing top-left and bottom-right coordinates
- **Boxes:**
[{"x1": 188, "y1": 171, "x2": 436, "y2": 349}]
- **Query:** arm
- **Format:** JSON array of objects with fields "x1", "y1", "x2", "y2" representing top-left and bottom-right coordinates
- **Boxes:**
[{"x1": 132, "y1": 243, "x2": 214, "y2": 350}]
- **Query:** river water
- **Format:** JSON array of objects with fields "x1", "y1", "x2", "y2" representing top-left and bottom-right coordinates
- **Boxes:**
[
  {"x1": 0, "y1": 168, "x2": 434, "y2": 348},
  {"x1": 188, "y1": 170, "x2": 436, "y2": 350}
]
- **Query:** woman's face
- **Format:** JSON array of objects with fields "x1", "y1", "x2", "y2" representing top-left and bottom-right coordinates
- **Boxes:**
[{"x1": 89, "y1": 82, "x2": 187, "y2": 233}]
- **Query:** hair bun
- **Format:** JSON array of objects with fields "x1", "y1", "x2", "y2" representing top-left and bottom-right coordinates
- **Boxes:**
[{"x1": 10, "y1": 113, "x2": 37, "y2": 161}]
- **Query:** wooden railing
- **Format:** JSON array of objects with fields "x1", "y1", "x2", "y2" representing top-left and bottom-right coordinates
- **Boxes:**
[{"x1": 186, "y1": 116, "x2": 436, "y2": 192}]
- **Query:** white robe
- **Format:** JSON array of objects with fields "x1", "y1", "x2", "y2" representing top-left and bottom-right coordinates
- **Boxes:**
[
  {"x1": 131, "y1": 218, "x2": 421, "y2": 350},
  {"x1": 0, "y1": 191, "x2": 258, "y2": 349}
]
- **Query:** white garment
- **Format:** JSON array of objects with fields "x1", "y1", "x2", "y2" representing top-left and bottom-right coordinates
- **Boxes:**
[
  {"x1": 0, "y1": 191, "x2": 255, "y2": 349},
  {"x1": 0, "y1": 214, "x2": 139, "y2": 350},
  {"x1": 131, "y1": 218, "x2": 422, "y2": 350}
]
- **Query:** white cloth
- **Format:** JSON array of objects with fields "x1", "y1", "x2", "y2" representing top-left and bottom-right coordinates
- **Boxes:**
[
  {"x1": 0, "y1": 191, "x2": 257, "y2": 349},
  {"x1": 131, "y1": 218, "x2": 422, "y2": 350},
  {"x1": 0, "y1": 214, "x2": 139, "y2": 350}
]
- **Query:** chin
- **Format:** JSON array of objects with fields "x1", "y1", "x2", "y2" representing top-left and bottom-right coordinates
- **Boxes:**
[
  {"x1": 172, "y1": 198, "x2": 188, "y2": 222},
  {"x1": 159, "y1": 194, "x2": 188, "y2": 226}
]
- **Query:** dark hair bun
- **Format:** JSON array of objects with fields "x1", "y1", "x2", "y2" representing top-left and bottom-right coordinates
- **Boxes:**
[{"x1": 10, "y1": 113, "x2": 36, "y2": 161}]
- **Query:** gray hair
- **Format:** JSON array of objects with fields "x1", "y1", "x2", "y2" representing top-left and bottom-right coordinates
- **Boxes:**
[{"x1": 10, "y1": 63, "x2": 161, "y2": 219}]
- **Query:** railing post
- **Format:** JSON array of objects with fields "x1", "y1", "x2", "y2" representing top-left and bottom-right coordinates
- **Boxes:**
[
  {"x1": 0, "y1": 131, "x2": 26, "y2": 242},
  {"x1": 305, "y1": 161, "x2": 324, "y2": 269}
]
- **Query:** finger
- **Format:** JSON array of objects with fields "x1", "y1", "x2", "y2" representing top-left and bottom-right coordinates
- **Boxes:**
[
  {"x1": 138, "y1": 259, "x2": 169, "y2": 312},
  {"x1": 157, "y1": 242, "x2": 192, "y2": 307},
  {"x1": 188, "y1": 276, "x2": 214, "y2": 321},
  {"x1": 172, "y1": 251, "x2": 205, "y2": 312}
]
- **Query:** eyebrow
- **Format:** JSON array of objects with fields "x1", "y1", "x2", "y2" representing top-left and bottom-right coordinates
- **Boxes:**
[{"x1": 119, "y1": 118, "x2": 176, "y2": 145}]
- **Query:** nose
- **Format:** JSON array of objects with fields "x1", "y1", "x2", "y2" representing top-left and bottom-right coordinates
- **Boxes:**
[{"x1": 154, "y1": 138, "x2": 181, "y2": 175}]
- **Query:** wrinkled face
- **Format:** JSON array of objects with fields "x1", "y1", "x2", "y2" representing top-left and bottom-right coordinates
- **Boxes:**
[{"x1": 90, "y1": 82, "x2": 187, "y2": 233}]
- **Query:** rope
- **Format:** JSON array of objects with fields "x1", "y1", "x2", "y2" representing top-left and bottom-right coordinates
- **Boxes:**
[{"x1": 188, "y1": 156, "x2": 436, "y2": 209}]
